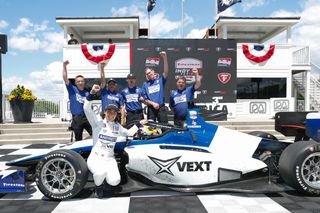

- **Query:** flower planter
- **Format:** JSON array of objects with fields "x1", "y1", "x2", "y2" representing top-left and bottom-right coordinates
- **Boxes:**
[{"x1": 10, "y1": 100, "x2": 35, "y2": 123}]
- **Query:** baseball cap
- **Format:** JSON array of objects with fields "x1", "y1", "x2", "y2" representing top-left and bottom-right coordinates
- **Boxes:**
[
  {"x1": 127, "y1": 73, "x2": 136, "y2": 79},
  {"x1": 107, "y1": 78, "x2": 117, "y2": 84},
  {"x1": 105, "y1": 103, "x2": 118, "y2": 111}
]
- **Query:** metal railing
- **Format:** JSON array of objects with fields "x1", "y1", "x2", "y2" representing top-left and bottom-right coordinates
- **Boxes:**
[
  {"x1": 293, "y1": 70, "x2": 320, "y2": 112},
  {"x1": 33, "y1": 100, "x2": 61, "y2": 118},
  {"x1": 292, "y1": 46, "x2": 310, "y2": 65}
]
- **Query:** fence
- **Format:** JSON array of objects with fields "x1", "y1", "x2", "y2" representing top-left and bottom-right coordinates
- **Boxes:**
[
  {"x1": 33, "y1": 100, "x2": 61, "y2": 118},
  {"x1": 2, "y1": 95, "x2": 62, "y2": 121}
]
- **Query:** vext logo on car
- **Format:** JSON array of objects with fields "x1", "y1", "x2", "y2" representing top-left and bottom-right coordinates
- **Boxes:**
[
  {"x1": 176, "y1": 161, "x2": 212, "y2": 172},
  {"x1": 148, "y1": 156, "x2": 212, "y2": 176}
]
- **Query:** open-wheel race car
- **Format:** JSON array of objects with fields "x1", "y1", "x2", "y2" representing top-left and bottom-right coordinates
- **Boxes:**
[{"x1": 1, "y1": 108, "x2": 320, "y2": 200}]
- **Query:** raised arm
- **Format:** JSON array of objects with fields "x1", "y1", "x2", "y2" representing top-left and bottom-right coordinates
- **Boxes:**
[
  {"x1": 84, "y1": 84, "x2": 101, "y2": 129},
  {"x1": 99, "y1": 61, "x2": 107, "y2": 88},
  {"x1": 160, "y1": 51, "x2": 169, "y2": 79},
  {"x1": 193, "y1": 68, "x2": 202, "y2": 90},
  {"x1": 63, "y1": 60, "x2": 70, "y2": 85}
]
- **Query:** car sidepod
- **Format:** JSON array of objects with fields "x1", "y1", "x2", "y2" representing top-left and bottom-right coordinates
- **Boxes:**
[{"x1": 125, "y1": 124, "x2": 267, "y2": 186}]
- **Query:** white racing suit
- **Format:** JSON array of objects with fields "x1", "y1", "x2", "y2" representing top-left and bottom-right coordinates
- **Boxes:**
[{"x1": 84, "y1": 100, "x2": 138, "y2": 186}]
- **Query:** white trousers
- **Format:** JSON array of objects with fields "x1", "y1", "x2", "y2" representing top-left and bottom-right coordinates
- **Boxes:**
[{"x1": 87, "y1": 146, "x2": 121, "y2": 186}]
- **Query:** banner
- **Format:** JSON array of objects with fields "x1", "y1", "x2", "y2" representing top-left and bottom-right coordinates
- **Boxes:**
[
  {"x1": 147, "y1": 0, "x2": 156, "y2": 12},
  {"x1": 218, "y1": 0, "x2": 241, "y2": 13},
  {"x1": 130, "y1": 39, "x2": 237, "y2": 103}
]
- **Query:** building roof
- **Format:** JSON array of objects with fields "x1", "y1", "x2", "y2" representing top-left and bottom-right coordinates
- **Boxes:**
[
  {"x1": 56, "y1": 16, "x2": 140, "y2": 43},
  {"x1": 214, "y1": 16, "x2": 301, "y2": 43}
]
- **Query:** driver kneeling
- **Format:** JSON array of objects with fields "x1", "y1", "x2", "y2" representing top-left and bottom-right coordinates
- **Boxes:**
[{"x1": 84, "y1": 84, "x2": 146, "y2": 199}]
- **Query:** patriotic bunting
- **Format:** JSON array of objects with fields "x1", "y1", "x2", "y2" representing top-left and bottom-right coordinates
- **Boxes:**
[
  {"x1": 242, "y1": 44, "x2": 275, "y2": 63},
  {"x1": 81, "y1": 43, "x2": 116, "y2": 64}
]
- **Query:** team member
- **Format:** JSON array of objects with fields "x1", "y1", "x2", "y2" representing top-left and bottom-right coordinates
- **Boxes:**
[
  {"x1": 67, "y1": 34, "x2": 79, "y2": 45},
  {"x1": 63, "y1": 60, "x2": 92, "y2": 141},
  {"x1": 169, "y1": 68, "x2": 202, "y2": 127},
  {"x1": 121, "y1": 73, "x2": 144, "y2": 126},
  {"x1": 84, "y1": 84, "x2": 146, "y2": 198},
  {"x1": 99, "y1": 61, "x2": 125, "y2": 125},
  {"x1": 141, "y1": 51, "x2": 169, "y2": 123}
]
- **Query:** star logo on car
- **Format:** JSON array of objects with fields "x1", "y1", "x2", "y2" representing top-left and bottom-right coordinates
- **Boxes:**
[{"x1": 148, "y1": 156, "x2": 181, "y2": 176}]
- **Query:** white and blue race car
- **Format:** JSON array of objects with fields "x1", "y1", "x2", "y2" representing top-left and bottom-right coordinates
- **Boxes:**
[{"x1": 1, "y1": 109, "x2": 320, "y2": 200}]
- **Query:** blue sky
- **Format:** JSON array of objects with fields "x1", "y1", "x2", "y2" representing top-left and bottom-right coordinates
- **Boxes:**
[{"x1": 0, "y1": 0, "x2": 319, "y2": 99}]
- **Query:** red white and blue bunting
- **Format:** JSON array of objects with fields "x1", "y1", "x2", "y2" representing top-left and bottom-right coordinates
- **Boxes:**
[
  {"x1": 242, "y1": 44, "x2": 275, "y2": 63},
  {"x1": 81, "y1": 43, "x2": 116, "y2": 64}
]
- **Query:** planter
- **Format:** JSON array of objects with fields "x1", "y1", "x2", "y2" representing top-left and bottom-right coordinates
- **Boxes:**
[{"x1": 10, "y1": 100, "x2": 35, "y2": 123}]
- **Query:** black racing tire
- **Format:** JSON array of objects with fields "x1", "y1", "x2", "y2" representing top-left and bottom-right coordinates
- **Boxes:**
[
  {"x1": 35, "y1": 149, "x2": 88, "y2": 200},
  {"x1": 279, "y1": 140, "x2": 320, "y2": 195},
  {"x1": 248, "y1": 131, "x2": 278, "y2": 141}
]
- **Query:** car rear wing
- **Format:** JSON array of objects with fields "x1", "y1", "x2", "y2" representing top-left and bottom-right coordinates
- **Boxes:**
[{"x1": 275, "y1": 111, "x2": 319, "y2": 142}]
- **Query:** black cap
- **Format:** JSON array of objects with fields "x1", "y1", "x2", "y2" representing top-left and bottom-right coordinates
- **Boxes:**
[
  {"x1": 107, "y1": 78, "x2": 117, "y2": 84},
  {"x1": 105, "y1": 104, "x2": 118, "y2": 111},
  {"x1": 127, "y1": 73, "x2": 136, "y2": 79}
]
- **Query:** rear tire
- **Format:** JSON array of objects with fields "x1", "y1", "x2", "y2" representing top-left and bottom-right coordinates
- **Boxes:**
[
  {"x1": 279, "y1": 140, "x2": 320, "y2": 195},
  {"x1": 35, "y1": 149, "x2": 88, "y2": 200}
]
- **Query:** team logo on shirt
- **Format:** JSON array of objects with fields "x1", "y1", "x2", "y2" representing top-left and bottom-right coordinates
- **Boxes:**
[
  {"x1": 75, "y1": 93, "x2": 86, "y2": 104},
  {"x1": 107, "y1": 95, "x2": 119, "y2": 102},
  {"x1": 173, "y1": 94, "x2": 187, "y2": 105},
  {"x1": 148, "y1": 84, "x2": 160, "y2": 94},
  {"x1": 218, "y1": 72, "x2": 231, "y2": 84},
  {"x1": 126, "y1": 94, "x2": 139, "y2": 102}
]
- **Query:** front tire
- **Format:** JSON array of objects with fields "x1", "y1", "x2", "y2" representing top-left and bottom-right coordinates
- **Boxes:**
[
  {"x1": 35, "y1": 149, "x2": 88, "y2": 200},
  {"x1": 279, "y1": 140, "x2": 320, "y2": 195}
]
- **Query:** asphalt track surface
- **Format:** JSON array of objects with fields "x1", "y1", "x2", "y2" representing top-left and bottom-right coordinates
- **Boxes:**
[{"x1": 0, "y1": 144, "x2": 320, "y2": 213}]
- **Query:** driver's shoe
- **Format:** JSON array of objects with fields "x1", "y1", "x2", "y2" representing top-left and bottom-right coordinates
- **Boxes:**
[{"x1": 95, "y1": 185, "x2": 104, "y2": 199}]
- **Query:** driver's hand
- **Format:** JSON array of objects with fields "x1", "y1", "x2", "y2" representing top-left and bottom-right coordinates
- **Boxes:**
[
  {"x1": 91, "y1": 84, "x2": 100, "y2": 94},
  {"x1": 139, "y1": 119, "x2": 148, "y2": 126}
]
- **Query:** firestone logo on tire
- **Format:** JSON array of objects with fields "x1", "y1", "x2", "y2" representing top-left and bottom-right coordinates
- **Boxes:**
[{"x1": 218, "y1": 73, "x2": 231, "y2": 84}]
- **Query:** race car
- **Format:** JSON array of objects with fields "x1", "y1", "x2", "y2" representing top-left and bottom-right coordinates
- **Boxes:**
[{"x1": 1, "y1": 108, "x2": 320, "y2": 200}]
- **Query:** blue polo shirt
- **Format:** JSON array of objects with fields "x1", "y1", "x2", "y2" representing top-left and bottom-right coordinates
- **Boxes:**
[
  {"x1": 169, "y1": 85, "x2": 195, "y2": 118},
  {"x1": 101, "y1": 87, "x2": 124, "y2": 112},
  {"x1": 121, "y1": 86, "x2": 143, "y2": 112},
  {"x1": 66, "y1": 83, "x2": 89, "y2": 116},
  {"x1": 141, "y1": 76, "x2": 166, "y2": 105}
]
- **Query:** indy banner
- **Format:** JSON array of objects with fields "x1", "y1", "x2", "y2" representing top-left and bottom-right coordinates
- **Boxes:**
[{"x1": 130, "y1": 39, "x2": 237, "y2": 103}]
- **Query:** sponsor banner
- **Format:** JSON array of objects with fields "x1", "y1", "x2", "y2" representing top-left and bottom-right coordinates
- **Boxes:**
[{"x1": 130, "y1": 39, "x2": 237, "y2": 102}]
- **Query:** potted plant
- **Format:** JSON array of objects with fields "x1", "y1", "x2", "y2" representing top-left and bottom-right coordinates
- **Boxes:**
[{"x1": 7, "y1": 85, "x2": 37, "y2": 123}]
